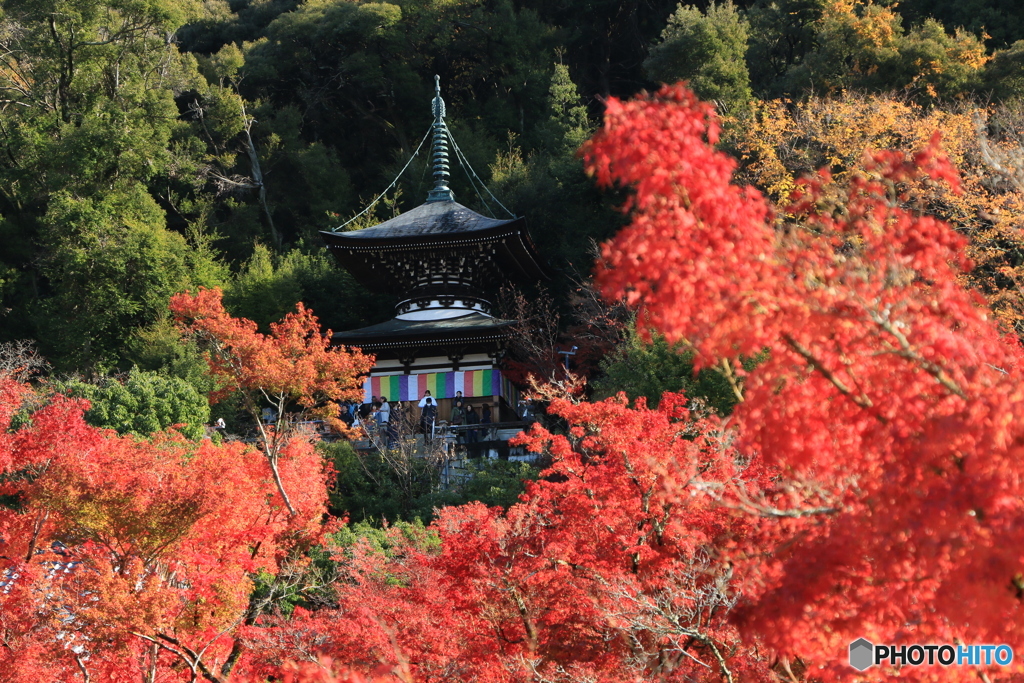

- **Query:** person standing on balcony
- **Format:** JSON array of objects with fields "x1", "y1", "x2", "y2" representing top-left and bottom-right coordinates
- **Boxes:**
[{"x1": 421, "y1": 397, "x2": 438, "y2": 440}]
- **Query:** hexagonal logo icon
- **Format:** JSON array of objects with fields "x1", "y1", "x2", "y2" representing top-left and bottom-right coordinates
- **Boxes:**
[{"x1": 849, "y1": 638, "x2": 875, "y2": 671}]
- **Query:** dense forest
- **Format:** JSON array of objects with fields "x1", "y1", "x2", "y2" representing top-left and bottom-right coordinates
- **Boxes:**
[{"x1": 3, "y1": 0, "x2": 1024, "y2": 381}]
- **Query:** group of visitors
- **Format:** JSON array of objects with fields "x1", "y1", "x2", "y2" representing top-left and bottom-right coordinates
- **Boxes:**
[
  {"x1": 417, "y1": 390, "x2": 492, "y2": 443},
  {"x1": 342, "y1": 390, "x2": 540, "y2": 449},
  {"x1": 337, "y1": 396, "x2": 397, "y2": 447},
  {"x1": 339, "y1": 397, "x2": 391, "y2": 426},
  {"x1": 214, "y1": 393, "x2": 541, "y2": 447},
  {"x1": 442, "y1": 391, "x2": 493, "y2": 443}
]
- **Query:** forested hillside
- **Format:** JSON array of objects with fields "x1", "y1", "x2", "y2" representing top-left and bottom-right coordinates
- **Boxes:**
[{"x1": 3, "y1": 0, "x2": 1024, "y2": 382}]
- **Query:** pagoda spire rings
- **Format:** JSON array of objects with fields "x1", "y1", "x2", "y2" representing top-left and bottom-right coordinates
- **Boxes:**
[{"x1": 426, "y1": 75, "x2": 455, "y2": 203}]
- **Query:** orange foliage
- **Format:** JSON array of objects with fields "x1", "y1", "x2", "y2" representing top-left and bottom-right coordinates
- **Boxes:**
[
  {"x1": 0, "y1": 377, "x2": 331, "y2": 681},
  {"x1": 170, "y1": 287, "x2": 373, "y2": 516},
  {"x1": 169, "y1": 287, "x2": 372, "y2": 410}
]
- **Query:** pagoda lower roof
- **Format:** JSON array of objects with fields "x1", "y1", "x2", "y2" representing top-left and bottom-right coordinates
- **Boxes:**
[{"x1": 332, "y1": 311, "x2": 515, "y2": 350}]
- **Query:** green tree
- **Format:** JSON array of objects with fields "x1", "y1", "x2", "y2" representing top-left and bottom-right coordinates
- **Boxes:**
[
  {"x1": 325, "y1": 440, "x2": 538, "y2": 524},
  {"x1": 899, "y1": 0, "x2": 1024, "y2": 50},
  {"x1": 538, "y1": 63, "x2": 594, "y2": 151},
  {"x1": 178, "y1": 0, "x2": 300, "y2": 55},
  {"x1": 447, "y1": 459, "x2": 539, "y2": 510},
  {"x1": 37, "y1": 187, "x2": 223, "y2": 370},
  {"x1": 591, "y1": 324, "x2": 742, "y2": 415},
  {"x1": 326, "y1": 439, "x2": 439, "y2": 524},
  {"x1": 517, "y1": 0, "x2": 682, "y2": 98},
  {"x1": 645, "y1": 1, "x2": 753, "y2": 111},
  {"x1": 490, "y1": 64, "x2": 619, "y2": 292},
  {"x1": 223, "y1": 244, "x2": 394, "y2": 333},
  {"x1": 0, "y1": 0, "x2": 228, "y2": 370},
  {"x1": 183, "y1": 79, "x2": 358, "y2": 253},
  {"x1": 745, "y1": 0, "x2": 827, "y2": 96},
  {"x1": 208, "y1": 0, "x2": 559, "y2": 218},
  {"x1": 778, "y1": 2, "x2": 988, "y2": 100},
  {"x1": 887, "y1": 20, "x2": 988, "y2": 98},
  {"x1": 53, "y1": 366, "x2": 211, "y2": 440},
  {"x1": 330, "y1": 518, "x2": 440, "y2": 556},
  {"x1": 982, "y1": 39, "x2": 1024, "y2": 99},
  {"x1": 124, "y1": 316, "x2": 220, "y2": 398}
]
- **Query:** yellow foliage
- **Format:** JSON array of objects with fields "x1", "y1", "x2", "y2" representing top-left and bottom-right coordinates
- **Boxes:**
[
  {"x1": 731, "y1": 95, "x2": 974, "y2": 204},
  {"x1": 728, "y1": 93, "x2": 1024, "y2": 335},
  {"x1": 951, "y1": 28, "x2": 992, "y2": 71},
  {"x1": 821, "y1": 0, "x2": 899, "y2": 50}
]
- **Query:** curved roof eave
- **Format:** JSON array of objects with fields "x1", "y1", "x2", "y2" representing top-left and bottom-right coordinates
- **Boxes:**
[{"x1": 323, "y1": 200, "x2": 518, "y2": 242}]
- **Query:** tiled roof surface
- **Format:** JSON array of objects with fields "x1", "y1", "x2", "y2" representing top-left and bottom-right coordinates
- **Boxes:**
[
  {"x1": 332, "y1": 200, "x2": 515, "y2": 240},
  {"x1": 332, "y1": 312, "x2": 515, "y2": 344}
]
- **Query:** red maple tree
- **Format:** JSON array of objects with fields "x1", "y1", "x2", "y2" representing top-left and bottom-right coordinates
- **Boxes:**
[
  {"x1": 169, "y1": 288, "x2": 373, "y2": 516},
  {"x1": 584, "y1": 84, "x2": 1024, "y2": 680},
  {"x1": 0, "y1": 376, "x2": 331, "y2": 681},
  {"x1": 233, "y1": 394, "x2": 770, "y2": 682},
  {"x1": 1, "y1": 293, "x2": 368, "y2": 680}
]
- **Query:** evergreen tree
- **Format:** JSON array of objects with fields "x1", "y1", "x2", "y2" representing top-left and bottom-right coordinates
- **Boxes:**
[
  {"x1": 53, "y1": 367, "x2": 211, "y2": 441},
  {"x1": 0, "y1": 0, "x2": 227, "y2": 370},
  {"x1": 900, "y1": 0, "x2": 1024, "y2": 50},
  {"x1": 592, "y1": 324, "x2": 742, "y2": 415},
  {"x1": 491, "y1": 64, "x2": 619, "y2": 293},
  {"x1": 777, "y1": 1, "x2": 988, "y2": 100},
  {"x1": 645, "y1": 2, "x2": 753, "y2": 112}
]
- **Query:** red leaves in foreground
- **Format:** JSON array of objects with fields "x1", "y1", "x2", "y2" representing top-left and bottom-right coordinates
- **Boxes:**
[
  {"x1": 0, "y1": 377, "x2": 330, "y2": 681},
  {"x1": 585, "y1": 84, "x2": 1024, "y2": 679},
  {"x1": 239, "y1": 395, "x2": 772, "y2": 682},
  {"x1": 585, "y1": 86, "x2": 776, "y2": 363}
]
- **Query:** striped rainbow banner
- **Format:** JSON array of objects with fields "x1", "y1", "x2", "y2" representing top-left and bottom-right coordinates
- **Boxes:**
[{"x1": 365, "y1": 370, "x2": 514, "y2": 404}]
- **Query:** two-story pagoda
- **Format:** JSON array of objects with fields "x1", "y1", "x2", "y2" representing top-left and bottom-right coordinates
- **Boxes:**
[{"x1": 321, "y1": 77, "x2": 548, "y2": 421}]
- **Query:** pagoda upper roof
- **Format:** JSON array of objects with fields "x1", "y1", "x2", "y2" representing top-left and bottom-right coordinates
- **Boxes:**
[
  {"x1": 321, "y1": 200, "x2": 528, "y2": 248},
  {"x1": 332, "y1": 311, "x2": 515, "y2": 350},
  {"x1": 321, "y1": 78, "x2": 549, "y2": 304},
  {"x1": 327, "y1": 200, "x2": 517, "y2": 244},
  {"x1": 320, "y1": 200, "x2": 550, "y2": 293}
]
